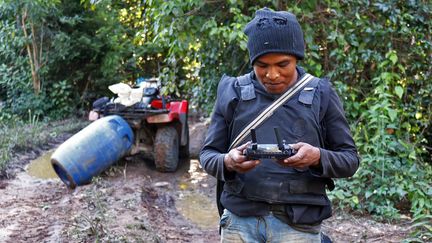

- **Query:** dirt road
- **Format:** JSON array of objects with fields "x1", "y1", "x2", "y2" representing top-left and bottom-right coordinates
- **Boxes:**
[
  {"x1": 0, "y1": 155, "x2": 221, "y2": 242},
  {"x1": 0, "y1": 121, "x2": 411, "y2": 242}
]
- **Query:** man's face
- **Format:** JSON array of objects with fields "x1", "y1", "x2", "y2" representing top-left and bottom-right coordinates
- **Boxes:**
[{"x1": 253, "y1": 53, "x2": 298, "y2": 94}]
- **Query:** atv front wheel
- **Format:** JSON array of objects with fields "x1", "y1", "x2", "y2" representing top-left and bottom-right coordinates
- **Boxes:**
[
  {"x1": 154, "y1": 126, "x2": 179, "y2": 172},
  {"x1": 179, "y1": 121, "x2": 189, "y2": 158}
]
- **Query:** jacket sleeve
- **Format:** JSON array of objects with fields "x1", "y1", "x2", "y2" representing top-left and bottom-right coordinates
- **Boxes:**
[
  {"x1": 312, "y1": 84, "x2": 360, "y2": 178},
  {"x1": 199, "y1": 75, "x2": 238, "y2": 182}
]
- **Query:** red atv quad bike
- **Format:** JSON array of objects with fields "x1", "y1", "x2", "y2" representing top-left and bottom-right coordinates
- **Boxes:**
[{"x1": 89, "y1": 78, "x2": 189, "y2": 172}]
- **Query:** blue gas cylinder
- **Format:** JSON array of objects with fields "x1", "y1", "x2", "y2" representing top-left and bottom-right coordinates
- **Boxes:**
[{"x1": 51, "y1": 115, "x2": 134, "y2": 188}]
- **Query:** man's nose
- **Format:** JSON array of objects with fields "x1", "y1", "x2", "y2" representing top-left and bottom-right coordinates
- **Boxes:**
[{"x1": 265, "y1": 68, "x2": 280, "y2": 80}]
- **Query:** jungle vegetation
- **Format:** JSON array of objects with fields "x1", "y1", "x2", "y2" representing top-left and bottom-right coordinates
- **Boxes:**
[{"x1": 0, "y1": 0, "x2": 431, "y2": 241}]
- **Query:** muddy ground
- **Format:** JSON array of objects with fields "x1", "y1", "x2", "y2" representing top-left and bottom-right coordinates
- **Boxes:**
[{"x1": 0, "y1": 120, "x2": 412, "y2": 242}]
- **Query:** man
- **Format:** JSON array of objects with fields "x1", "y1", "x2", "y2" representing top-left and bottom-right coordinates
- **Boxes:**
[{"x1": 200, "y1": 8, "x2": 359, "y2": 243}]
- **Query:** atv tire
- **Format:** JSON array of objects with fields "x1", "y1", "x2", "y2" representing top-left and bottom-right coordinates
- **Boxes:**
[
  {"x1": 179, "y1": 122, "x2": 190, "y2": 158},
  {"x1": 154, "y1": 126, "x2": 179, "y2": 172}
]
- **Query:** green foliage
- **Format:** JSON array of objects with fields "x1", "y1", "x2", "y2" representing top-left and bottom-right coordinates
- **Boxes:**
[
  {"x1": 0, "y1": 0, "x2": 138, "y2": 120},
  {"x1": 122, "y1": 0, "x2": 272, "y2": 111},
  {"x1": 48, "y1": 80, "x2": 74, "y2": 119},
  {"x1": 300, "y1": 1, "x2": 432, "y2": 240},
  {"x1": 0, "y1": 116, "x2": 44, "y2": 172},
  {"x1": 309, "y1": 0, "x2": 432, "y2": 222},
  {"x1": 404, "y1": 214, "x2": 432, "y2": 242},
  {"x1": 330, "y1": 48, "x2": 432, "y2": 219}
]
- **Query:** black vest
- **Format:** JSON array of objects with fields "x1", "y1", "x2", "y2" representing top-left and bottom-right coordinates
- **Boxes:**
[{"x1": 219, "y1": 71, "x2": 334, "y2": 224}]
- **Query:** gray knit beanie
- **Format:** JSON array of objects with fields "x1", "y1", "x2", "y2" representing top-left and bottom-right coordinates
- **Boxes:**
[{"x1": 244, "y1": 8, "x2": 305, "y2": 64}]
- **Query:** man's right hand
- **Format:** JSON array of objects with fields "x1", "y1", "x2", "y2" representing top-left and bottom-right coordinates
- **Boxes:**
[{"x1": 224, "y1": 142, "x2": 260, "y2": 173}]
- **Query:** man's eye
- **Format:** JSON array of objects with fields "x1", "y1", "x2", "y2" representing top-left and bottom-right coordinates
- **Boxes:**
[
  {"x1": 255, "y1": 63, "x2": 267, "y2": 68},
  {"x1": 278, "y1": 62, "x2": 289, "y2": 67}
]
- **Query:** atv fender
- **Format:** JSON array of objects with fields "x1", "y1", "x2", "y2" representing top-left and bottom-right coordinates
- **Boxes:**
[{"x1": 146, "y1": 100, "x2": 188, "y2": 147}]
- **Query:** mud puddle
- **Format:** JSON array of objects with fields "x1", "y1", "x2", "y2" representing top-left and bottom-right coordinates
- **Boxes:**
[
  {"x1": 26, "y1": 150, "x2": 58, "y2": 179},
  {"x1": 1, "y1": 150, "x2": 221, "y2": 242},
  {"x1": 176, "y1": 191, "x2": 219, "y2": 229},
  {"x1": 175, "y1": 159, "x2": 219, "y2": 230}
]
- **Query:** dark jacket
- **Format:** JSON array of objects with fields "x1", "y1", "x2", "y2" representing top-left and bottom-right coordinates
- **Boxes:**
[{"x1": 199, "y1": 67, "x2": 359, "y2": 225}]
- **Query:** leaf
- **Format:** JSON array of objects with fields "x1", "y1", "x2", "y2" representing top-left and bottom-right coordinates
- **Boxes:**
[
  {"x1": 334, "y1": 191, "x2": 345, "y2": 200},
  {"x1": 409, "y1": 150, "x2": 417, "y2": 160},
  {"x1": 387, "y1": 108, "x2": 397, "y2": 122},
  {"x1": 395, "y1": 86, "x2": 404, "y2": 98},
  {"x1": 389, "y1": 51, "x2": 398, "y2": 64},
  {"x1": 351, "y1": 196, "x2": 359, "y2": 204}
]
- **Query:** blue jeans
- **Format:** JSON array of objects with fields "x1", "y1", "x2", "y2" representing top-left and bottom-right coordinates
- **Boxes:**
[{"x1": 220, "y1": 209, "x2": 321, "y2": 243}]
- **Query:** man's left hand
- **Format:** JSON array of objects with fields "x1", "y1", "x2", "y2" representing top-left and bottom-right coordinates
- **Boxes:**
[{"x1": 279, "y1": 142, "x2": 320, "y2": 168}]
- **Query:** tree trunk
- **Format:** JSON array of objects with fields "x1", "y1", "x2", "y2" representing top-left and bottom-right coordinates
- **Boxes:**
[
  {"x1": 20, "y1": 8, "x2": 41, "y2": 95},
  {"x1": 276, "y1": 0, "x2": 287, "y2": 10}
]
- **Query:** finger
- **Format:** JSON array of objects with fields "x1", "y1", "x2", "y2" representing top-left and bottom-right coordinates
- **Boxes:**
[
  {"x1": 236, "y1": 142, "x2": 251, "y2": 152},
  {"x1": 230, "y1": 149, "x2": 244, "y2": 160},
  {"x1": 279, "y1": 158, "x2": 308, "y2": 168},
  {"x1": 276, "y1": 160, "x2": 290, "y2": 167},
  {"x1": 236, "y1": 154, "x2": 247, "y2": 162},
  {"x1": 229, "y1": 149, "x2": 247, "y2": 161},
  {"x1": 284, "y1": 152, "x2": 304, "y2": 163},
  {"x1": 287, "y1": 160, "x2": 306, "y2": 168},
  {"x1": 289, "y1": 142, "x2": 304, "y2": 151},
  {"x1": 234, "y1": 160, "x2": 259, "y2": 170}
]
